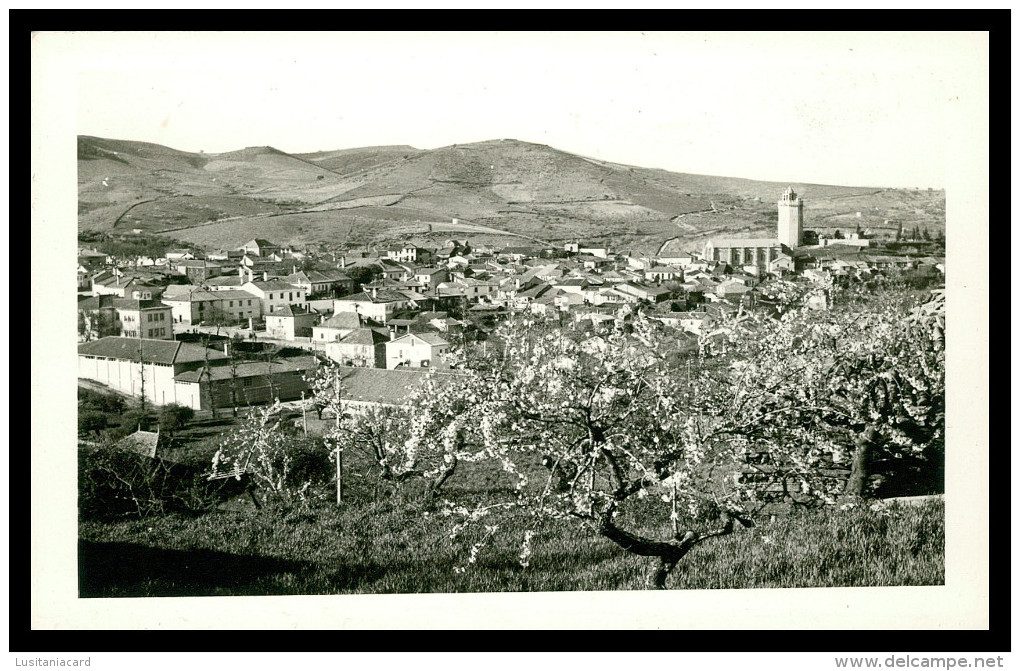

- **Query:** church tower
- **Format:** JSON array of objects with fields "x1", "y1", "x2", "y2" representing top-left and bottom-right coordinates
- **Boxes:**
[{"x1": 777, "y1": 186, "x2": 803, "y2": 249}]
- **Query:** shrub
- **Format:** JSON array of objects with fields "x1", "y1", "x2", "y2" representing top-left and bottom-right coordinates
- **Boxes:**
[
  {"x1": 159, "y1": 403, "x2": 195, "y2": 437},
  {"x1": 78, "y1": 388, "x2": 125, "y2": 415},
  {"x1": 118, "y1": 409, "x2": 156, "y2": 435},
  {"x1": 78, "y1": 445, "x2": 229, "y2": 520},
  {"x1": 78, "y1": 410, "x2": 109, "y2": 437}
]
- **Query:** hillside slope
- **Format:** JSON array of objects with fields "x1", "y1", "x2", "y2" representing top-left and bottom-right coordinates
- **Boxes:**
[{"x1": 78, "y1": 136, "x2": 945, "y2": 254}]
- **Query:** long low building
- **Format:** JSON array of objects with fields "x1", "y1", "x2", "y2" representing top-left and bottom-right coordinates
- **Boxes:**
[
  {"x1": 78, "y1": 336, "x2": 322, "y2": 411},
  {"x1": 703, "y1": 238, "x2": 783, "y2": 270},
  {"x1": 78, "y1": 337, "x2": 229, "y2": 408},
  {"x1": 173, "y1": 356, "x2": 318, "y2": 411}
]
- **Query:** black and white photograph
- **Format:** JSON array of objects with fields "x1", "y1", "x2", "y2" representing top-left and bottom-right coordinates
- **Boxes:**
[{"x1": 29, "y1": 29, "x2": 990, "y2": 637}]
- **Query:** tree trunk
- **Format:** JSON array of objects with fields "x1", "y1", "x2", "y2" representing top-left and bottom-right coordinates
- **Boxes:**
[
  {"x1": 426, "y1": 455, "x2": 458, "y2": 499},
  {"x1": 845, "y1": 426, "x2": 879, "y2": 497},
  {"x1": 596, "y1": 505, "x2": 744, "y2": 590}
]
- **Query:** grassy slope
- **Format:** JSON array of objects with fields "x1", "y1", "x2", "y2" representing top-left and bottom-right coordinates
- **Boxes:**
[
  {"x1": 78, "y1": 496, "x2": 944, "y2": 597},
  {"x1": 78, "y1": 383, "x2": 943, "y2": 597}
]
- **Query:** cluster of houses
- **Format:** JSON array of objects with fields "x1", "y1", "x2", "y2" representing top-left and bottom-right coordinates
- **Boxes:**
[{"x1": 78, "y1": 192, "x2": 945, "y2": 414}]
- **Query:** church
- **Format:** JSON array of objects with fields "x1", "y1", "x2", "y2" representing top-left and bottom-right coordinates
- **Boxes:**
[{"x1": 703, "y1": 187, "x2": 803, "y2": 271}]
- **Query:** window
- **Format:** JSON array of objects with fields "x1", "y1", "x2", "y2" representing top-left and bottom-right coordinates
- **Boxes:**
[
  {"x1": 148, "y1": 329, "x2": 153, "y2": 337},
  {"x1": 289, "y1": 292, "x2": 293, "y2": 300},
  {"x1": 229, "y1": 301, "x2": 234, "y2": 307},
  {"x1": 269, "y1": 293, "x2": 274, "y2": 299},
  {"x1": 247, "y1": 300, "x2": 252, "y2": 306},
  {"x1": 147, "y1": 313, "x2": 153, "y2": 322},
  {"x1": 243, "y1": 378, "x2": 253, "y2": 386}
]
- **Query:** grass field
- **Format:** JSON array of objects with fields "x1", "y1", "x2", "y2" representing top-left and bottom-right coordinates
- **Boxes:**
[{"x1": 79, "y1": 441, "x2": 944, "y2": 597}]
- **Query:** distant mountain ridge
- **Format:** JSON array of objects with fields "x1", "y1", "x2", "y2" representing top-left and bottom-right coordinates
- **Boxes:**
[{"x1": 77, "y1": 135, "x2": 945, "y2": 254}]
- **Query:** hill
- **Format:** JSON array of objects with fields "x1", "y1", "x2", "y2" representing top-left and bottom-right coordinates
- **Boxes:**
[{"x1": 78, "y1": 136, "x2": 946, "y2": 254}]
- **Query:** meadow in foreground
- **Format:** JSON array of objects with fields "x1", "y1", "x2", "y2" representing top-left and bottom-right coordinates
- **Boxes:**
[{"x1": 79, "y1": 495, "x2": 943, "y2": 597}]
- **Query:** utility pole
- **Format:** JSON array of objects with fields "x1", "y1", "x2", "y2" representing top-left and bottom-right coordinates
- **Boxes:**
[
  {"x1": 300, "y1": 391, "x2": 308, "y2": 436},
  {"x1": 137, "y1": 331, "x2": 147, "y2": 415},
  {"x1": 334, "y1": 366, "x2": 343, "y2": 505}
]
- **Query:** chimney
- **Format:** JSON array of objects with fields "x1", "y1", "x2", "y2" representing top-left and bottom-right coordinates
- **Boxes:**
[
  {"x1": 263, "y1": 271, "x2": 268, "y2": 281},
  {"x1": 238, "y1": 267, "x2": 244, "y2": 278},
  {"x1": 340, "y1": 256, "x2": 346, "y2": 269},
  {"x1": 371, "y1": 287, "x2": 378, "y2": 301},
  {"x1": 389, "y1": 325, "x2": 396, "y2": 341},
  {"x1": 292, "y1": 265, "x2": 297, "y2": 275}
]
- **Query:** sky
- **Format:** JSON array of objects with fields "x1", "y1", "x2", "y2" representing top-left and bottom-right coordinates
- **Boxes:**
[{"x1": 53, "y1": 31, "x2": 986, "y2": 189}]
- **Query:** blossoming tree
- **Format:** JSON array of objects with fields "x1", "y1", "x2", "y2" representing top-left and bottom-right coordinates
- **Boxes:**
[{"x1": 437, "y1": 287, "x2": 944, "y2": 588}]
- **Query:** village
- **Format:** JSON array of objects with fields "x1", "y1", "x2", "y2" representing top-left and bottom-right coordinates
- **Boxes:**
[{"x1": 77, "y1": 187, "x2": 946, "y2": 429}]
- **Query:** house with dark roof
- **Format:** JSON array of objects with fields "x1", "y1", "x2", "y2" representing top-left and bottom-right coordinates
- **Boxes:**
[
  {"x1": 265, "y1": 304, "x2": 318, "y2": 340},
  {"x1": 333, "y1": 288, "x2": 412, "y2": 325},
  {"x1": 241, "y1": 280, "x2": 307, "y2": 316},
  {"x1": 78, "y1": 295, "x2": 174, "y2": 341},
  {"x1": 239, "y1": 238, "x2": 281, "y2": 258},
  {"x1": 78, "y1": 337, "x2": 229, "y2": 408},
  {"x1": 551, "y1": 277, "x2": 590, "y2": 295},
  {"x1": 412, "y1": 311, "x2": 466, "y2": 335},
  {"x1": 413, "y1": 267, "x2": 450, "y2": 292},
  {"x1": 385, "y1": 332, "x2": 451, "y2": 370},
  {"x1": 78, "y1": 249, "x2": 109, "y2": 272},
  {"x1": 615, "y1": 282, "x2": 674, "y2": 303},
  {"x1": 644, "y1": 265, "x2": 684, "y2": 283},
  {"x1": 313, "y1": 311, "x2": 364, "y2": 343},
  {"x1": 161, "y1": 289, "x2": 261, "y2": 324},
  {"x1": 171, "y1": 259, "x2": 226, "y2": 284},
  {"x1": 91, "y1": 274, "x2": 165, "y2": 300},
  {"x1": 284, "y1": 269, "x2": 354, "y2": 298},
  {"x1": 323, "y1": 328, "x2": 391, "y2": 368}
]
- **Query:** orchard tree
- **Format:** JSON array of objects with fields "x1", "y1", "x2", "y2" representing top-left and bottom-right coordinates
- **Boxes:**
[
  {"x1": 719, "y1": 289, "x2": 945, "y2": 503},
  {"x1": 211, "y1": 401, "x2": 313, "y2": 506},
  {"x1": 344, "y1": 368, "x2": 479, "y2": 499},
  {"x1": 307, "y1": 355, "x2": 481, "y2": 502},
  {"x1": 428, "y1": 289, "x2": 944, "y2": 588},
  {"x1": 439, "y1": 317, "x2": 755, "y2": 588}
]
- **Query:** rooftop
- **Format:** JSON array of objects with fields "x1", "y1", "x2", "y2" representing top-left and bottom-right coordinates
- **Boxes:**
[
  {"x1": 707, "y1": 238, "x2": 782, "y2": 248},
  {"x1": 390, "y1": 332, "x2": 450, "y2": 347},
  {"x1": 338, "y1": 328, "x2": 391, "y2": 346},
  {"x1": 174, "y1": 356, "x2": 318, "y2": 383},
  {"x1": 114, "y1": 429, "x2": 161, "y2": 459},
  {"x1": 78, "y1": 337, "x2": 229, "y2": 365},
  {"x1": 317, "y1": 312, "x2": 363, "y2": 330},
  {"x1": 332, "y1": 366, "x2": 464, "y2": 406}
]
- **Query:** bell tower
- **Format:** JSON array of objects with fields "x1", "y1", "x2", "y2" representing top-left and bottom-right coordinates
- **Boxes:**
[{"x1": 777, "y1": 186, "x2": 803, "y2": 249}]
